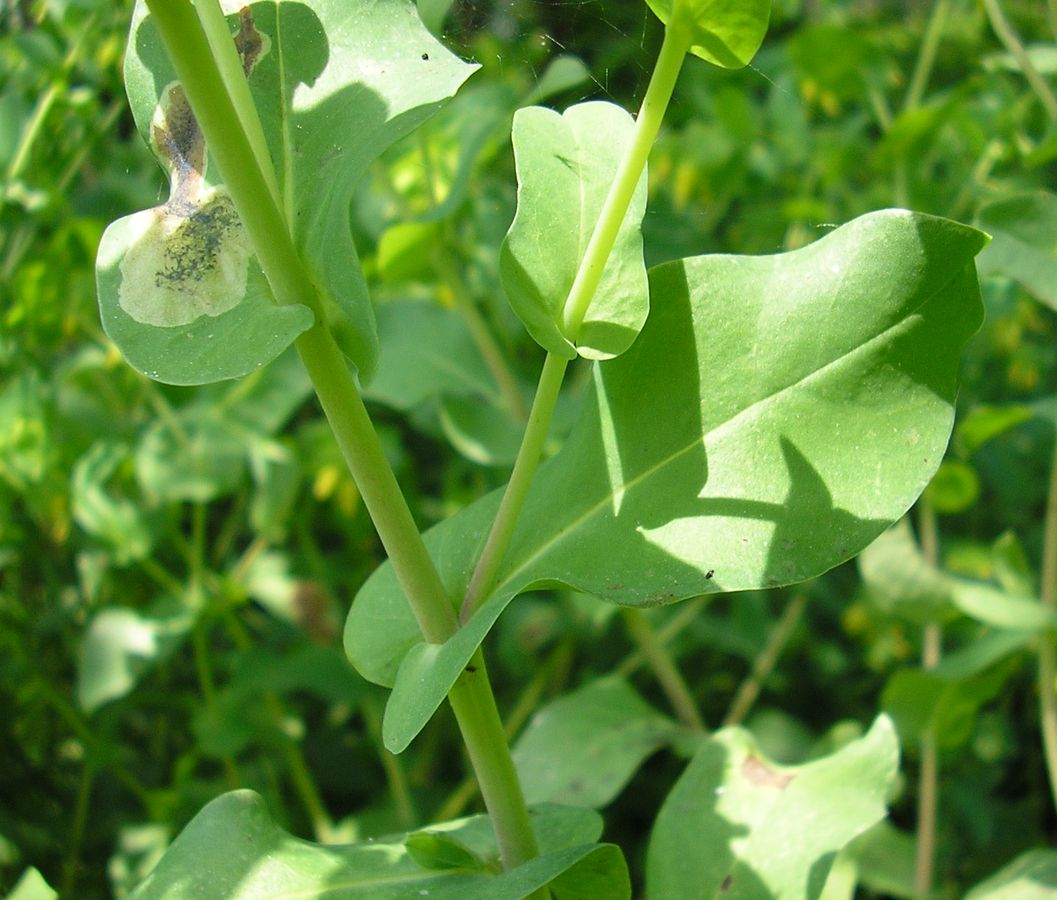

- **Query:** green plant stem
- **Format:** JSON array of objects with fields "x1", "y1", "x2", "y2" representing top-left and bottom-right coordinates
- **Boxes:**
[
  {"x1": 461, "y1": 352, "x2": 569, "y2": 621},
  {"x1": 60, "y1": 762, "x2": 94, "y2": 898},
  {"x1": 191, "y1": 0, "x2": 281, "y2": 209},
  {"x1": 435, "y1": 244, "x2": 529, "y2": 422},
  {"x1": 460, "y1": 23, "x2": 691, "y2": 622},
  {"x1": 1037, "y1": 434, "x2": 1057, "y2": 815},
  {"x1": 221, "y1": 610, "x2": 335, "y2": 840},
  {"x1": 915, "y1": 499, "x2": 942, "y2": 898},
  {"x1": 723, "y1": 593, "x2": 808, "y2": 728},
  {"x1": 5, "y1": 17, "x2": 94, "y2": 182},
  {"x1": 982, "y1": 0, "x2": 1057, "y2": 121},
  {"x1": 893, "y1": 0, "x2": 949, "y2": 209},
  {"x1": 417, "y1": 133, "x2": 528, "y2": 423},
  {"x1": 561, "y1": 22, "x2": 690, "y2": 335},
  {"x1": 616, "y1": 596, "x2": 711, "y2": 677},
  {"x1": 35, "y1": 681, "x2": 154, "y2": 811},
  {"x1": 622, "y1": 608, "x2": 705, "y2": 730},
  {"x1": 192, "y1": 619, "x2": 241, "y2": 788},
  {"x1": 144, "y1": 0, "x2": 326, "y2": 322},
  {"x1": 362, "y1": 698, "x2": 418, "y2": 829},
  {"x1": 147, "y1": 0, "x2": 541, "y2": 870},
  {"x1": 435, "y1": 641, "x2": 575, "y2": 823},
  {"x1": 904, "y1": 0, "x2": 950, "y2": 114}
]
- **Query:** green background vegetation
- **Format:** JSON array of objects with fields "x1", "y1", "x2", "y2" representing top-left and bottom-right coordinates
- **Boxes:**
[{"x1": 2, "y1": 0, "x2": 1056, "y2": 896}]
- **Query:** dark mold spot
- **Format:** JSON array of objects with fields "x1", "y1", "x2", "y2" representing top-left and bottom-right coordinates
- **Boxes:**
[
  {"x1": 151, "y1": 84, "x2": 205, "y2": 214},
  {"x1": 155, "y1": 194, "x2": 241, "y2": 289}
]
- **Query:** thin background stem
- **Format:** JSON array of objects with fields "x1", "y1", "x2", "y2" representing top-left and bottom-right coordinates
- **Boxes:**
[
  {"x1": 915, "y1": 500, "x2": 942, "y2": 898},
  {"x1": 723, "y1": 593, "x2": 808, "y2": 728},
  {"x1": 1036, "y1": 434, "x2": 1057, "y2": 814},
  {"x1": 981, "y1": 0, "x2": 1057, "y2": 121},
  {"x1": 622, "y1": 608, "x2": 705, "y2": 731}
]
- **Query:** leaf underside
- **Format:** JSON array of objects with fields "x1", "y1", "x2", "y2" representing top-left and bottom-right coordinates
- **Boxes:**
[
  {"x1": 97, "y1": 0, "x2": 476, "y2": 385},
  {"x1": 344, "y1": 209, "x2": 987, "y2": 753}
]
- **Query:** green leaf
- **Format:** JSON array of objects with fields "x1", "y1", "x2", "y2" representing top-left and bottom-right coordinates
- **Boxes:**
[
  {"x1": 858, "y1": 518, "x2": 957, "y2": 625},
  {"x1": 128, "y1": 791, "x2": 627, "y2": 899},
  {"x1": 501, "y1": 101, "x2": 648, "y2": 360},
  {"x1": 881, "y1": 663, "x2": 1013, "y2": 750},
  {"x1": 526, "y1": 55, "x2": 592, "y2": 105},
  {"x1": 194, "y1": 645, "x2": 360, "y2": 757},
  {"x1": 513, "y1": 677, "x2": 682, "y2": 808},
  {"x1": 954, "y1": 403, "x2": 1033, "y2": 457},
  {"x1": 417, "y1": 0, "x2": 455, "y2": 35},
  {"x1": 71, "y1": 442, "x2": 153, "y2": 565},
  {"x1": 135, "y1": 408, "x2": 245, "y2": 503},
  {"x1": 365, "y1": 300, "x2": 500, "y2": 411},
  {"x1": 861, "y1": 519, "x2": 1057, "y2": 631},
  {"x1": 849, "y1": 822, "x2": 918, "y2": 900},
  {"x1": 7, "y1": 868, "x2": 58, "y2": 900},
  {"x1": 646, "y1": 715, "x2": 898, "y2": 898},
  {"x1": 77, "y1": 604, "x2": 195, "y2": 713},
  {"x1": 923, "y1": 459, "x2": 979, "y2": 514},
  {"x1": 347, "y1": 211, "x2": 986, "y2": 743},
  {"x1": 377, "y1": 221, "x2": 443, "y2": 283},
  {"x1": 439, "y1": 395, "x2": 523, "y2": 467},
  {"x1": 644, "y1": 0, "x2": 771, "y2": 68},
  {"x1": 98, "y1": 0, "x2": 477, "y2": 385},
  {"x1": 405, "y1": 832, "x2": 485, "y2": 871},
  {"x1": 976, "y1": 191, "x2": 1057, "y2": 309},
  {"x1": 415, "y1": 81, "x2": 516, "y2": 223},
  {"x1": 965, "y1": 849, "x2": 1057, "y2": 899}
]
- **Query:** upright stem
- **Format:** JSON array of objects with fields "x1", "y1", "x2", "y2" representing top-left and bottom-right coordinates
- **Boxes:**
[
  {"x1": 434, "y1": 245, "x2": 529, "y2": 422},
  {"x1": 622, "y1": 608, "x2": 705, "y2": 730},
  {"x1": 561, "y1": 24, "x2": 691, "y2": 335},
  {"x1": 903, "y1": 0, "x2": 950, "y2": 115},
  {"x1": 723, "y1": 593, "x2": 807, "y2": 728},
  {"x1": 982, "y1": 0, "x2": 1057, "y2": 121},
  {"x1": 915, "y1": 500, "x2": 942, "y2": 898},
  {"x1": 616, "y1": 596, "x2": 711, "y2": 677},
  {"x1": 146, "y1": 0, "x2": 540, "y2": 870},
  {"x1": 894, "y1": 0, "x2": 949, "y2": 208},
  {"x1": 461, "y1": 23, "x2": 692, "y2": 621},
  {"x1": 1037, "y1": 434, "x2": 1057, "y2": 814},
  {"x1": 461, "y1": 353, "x2": 569, "y2": 621}
]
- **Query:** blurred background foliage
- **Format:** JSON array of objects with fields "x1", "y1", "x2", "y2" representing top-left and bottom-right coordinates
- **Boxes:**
[{"x1": 2, "y1": 0, "x2": 1057, "y2": 896}]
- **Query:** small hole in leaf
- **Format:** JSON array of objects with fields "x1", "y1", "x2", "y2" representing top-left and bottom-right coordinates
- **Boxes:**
[{"x1": 421, "y1": 52, "x2": 429, "y2": 60}]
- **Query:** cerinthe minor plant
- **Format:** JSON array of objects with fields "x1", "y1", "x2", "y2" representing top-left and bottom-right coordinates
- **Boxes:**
[{"x1": 96, "y1": 0, "x2": 988, "y2": 895}]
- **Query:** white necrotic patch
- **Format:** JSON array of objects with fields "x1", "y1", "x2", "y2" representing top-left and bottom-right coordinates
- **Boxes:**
[{"x1": 118, "y1": 191, "x2": 251, "y2": 327}]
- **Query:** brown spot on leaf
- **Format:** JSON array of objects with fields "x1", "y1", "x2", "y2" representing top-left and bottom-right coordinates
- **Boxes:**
[
  {"x1": 151, "y1": 84, "x2": 204, "y2": 215},
  {"x1": 720, "y1": 875, "x2": 733, "y2": 892},
  {"x1": 742, "y1": 755, "x2": 794, "y2": 789},
  {"x1": 235, "y1": 7, "x2": 267, "y2": 76}
]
